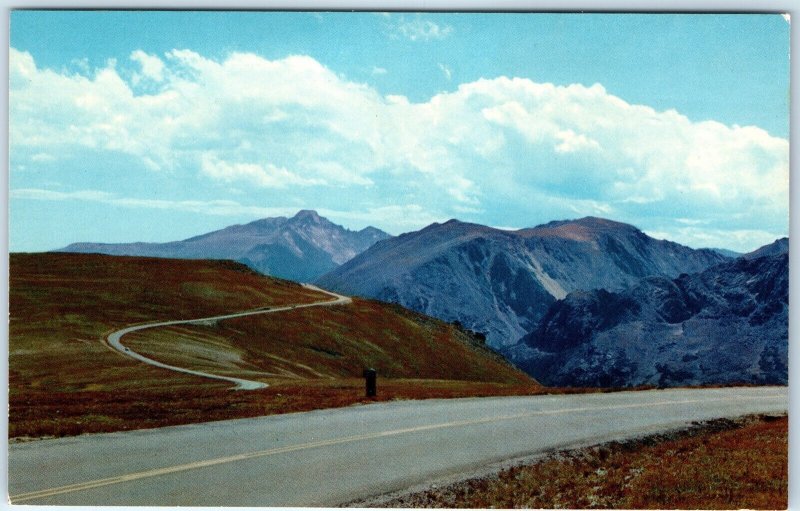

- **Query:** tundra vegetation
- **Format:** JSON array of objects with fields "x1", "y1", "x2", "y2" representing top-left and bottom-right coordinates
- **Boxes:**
[
  {"x1": 381, "y1": 414, "x2": 787, "y2": 510},
  {"x1": 9, "y1": 252, "x2": 537, "y2": 439}
]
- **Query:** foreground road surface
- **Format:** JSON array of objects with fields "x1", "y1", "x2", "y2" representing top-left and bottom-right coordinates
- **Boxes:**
[
  {"x1": 9, "y1": 386, "x2": 786, "y2": 506},
  {"x1": 106, "y1": 284, "x2": 351, "y2": 390}
]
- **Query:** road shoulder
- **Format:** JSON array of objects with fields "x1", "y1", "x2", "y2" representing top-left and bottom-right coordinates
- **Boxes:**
[{"x1": 350, "y1": 413, "x2": 788, "y2": 509}]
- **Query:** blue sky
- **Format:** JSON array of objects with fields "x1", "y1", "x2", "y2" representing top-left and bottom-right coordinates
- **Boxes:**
[{"x1": 9, "y1": 11, "x2": 790, "y2": 252}]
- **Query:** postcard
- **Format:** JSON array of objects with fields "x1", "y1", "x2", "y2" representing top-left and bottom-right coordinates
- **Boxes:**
[{"x1": 7, "y1": 10, "x2": 789, "y2": 508}]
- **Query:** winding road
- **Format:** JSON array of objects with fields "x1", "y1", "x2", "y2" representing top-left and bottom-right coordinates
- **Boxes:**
[
  {"x1": 9, "y1": 386, "x2": 787, "y2": 506},
  {"x1": 106, "y1": 284, "x2": 351, "y2": 390}
]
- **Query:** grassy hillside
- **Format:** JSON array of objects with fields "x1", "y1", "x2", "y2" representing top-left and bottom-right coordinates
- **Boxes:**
[
  {"x1": 10, "y1": 253, "x2": 328, "y2": 392},
  {"x1": 123, "y1": 299, "x2": 524, "y2": 382},
  {"x1": 10, "y1": 253, "x2": 536, "y2": 438}
]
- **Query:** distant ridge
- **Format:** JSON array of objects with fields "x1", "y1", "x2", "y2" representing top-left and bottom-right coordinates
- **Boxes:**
[
  {"x1": 317, "y1": 216, "x2": 729, "y2": 348},
  {"x1": 59, "y1": 210, "x2": 391, "y2": 282},
  {"x1": 743, "y1": 237, "x2": 788, "y2": 260},
  {"x1": 709, "y1": 247, "x2": 743, "y2": 259}
]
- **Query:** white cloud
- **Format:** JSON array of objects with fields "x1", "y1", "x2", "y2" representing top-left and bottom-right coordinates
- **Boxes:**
[
  {"x1": 10, "y1": 188, "x2": 296, "y2": 217},
  {"x1": 438, "y1": 63, "x2": 452, "y2": 80},
  {"x1": 676, "y1": 218, "x2": 708, "y2": 226},
  {"x1": 386, "y1": 15, "x2": 453, "y2": 41},
  {"x1": 11, "y1": 187, "x2": 437, "y2": 235},
  {"x1": 565, "y1": 199, "x2": 614, "y2": 216},
  {"x1": 12, "y1": 188, "x2": 113, "y2": 201},
  {"x1": 371, "y1": 66, "x2": 387, "y2": 76},
  {"x1": 554, "y1": 129, "x2": 600, "y2": 153},
  {"x1": 200, "y1": 153, "x2": 325, "y2": 188},
  {"x1": 130, "y1": 50, "x2": 165, "y2": 82},
  {"x1": 10, "y1": 48, "x2": 789, "y2": 245},
  {"x1": 70, "y1": 57, "x2": 91, "y2": 74},
  {"x1": 30, "y1": 153, "x2": 56, "y2": 162}
]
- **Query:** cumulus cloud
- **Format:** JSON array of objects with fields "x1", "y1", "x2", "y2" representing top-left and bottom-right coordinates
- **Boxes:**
[
  {"x1": 438, "y1": 63, "x2": 452, "y2": 80},
  {"x1": 130, "y1": 50, "x2": 165, "y2": 82},
  {"x1": 10, "y1": 48, "x2": 789, "y2": 248}
]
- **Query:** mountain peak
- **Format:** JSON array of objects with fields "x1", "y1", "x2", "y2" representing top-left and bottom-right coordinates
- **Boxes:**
[
  {"x1": 575, "y1": 216, "x2": 636, "y2": 228},
  {"x1": 60, "y1": 209, "x2": 391, "y2": 282},
  {"x1": 743, "y1": 237, "x2": 789, "y2": 260},
  {"x1": 520, "y1": 216, "x2": 640, "y2": 242},
  {"x1": 429, "y1": 218, "x2": 495, "y2": 232},
  {"x1": 534, "y1": 216, "x2": 638, "y2": 231},
  {"x1": 293, "y1": 209, "x2": 323, "y2": 222},
  {"x1": 358, "y1": 226, "x2": 386, "y2": 236}
]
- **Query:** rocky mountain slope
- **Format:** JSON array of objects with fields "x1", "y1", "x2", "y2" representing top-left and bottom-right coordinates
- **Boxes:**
[
  {"x1": 59, "y1": 210, "x2": 390, "y2": 282},
  {"x1": 743, "y1": 237, "x2": 788, "y2": 260},
  {"x1": 509, "y1": 240, "x2": 788, "y2": 387},
  {"x1": 317, "y1": 217, "x2": 728, "y2": 348}
]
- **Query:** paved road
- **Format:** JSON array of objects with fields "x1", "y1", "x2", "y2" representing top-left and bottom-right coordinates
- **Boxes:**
[
  {"x1": 9, "y1": 386, "x2": 786, "y2": 506},
  {"x1": 106, "y1": 284, "x2": 351, "y2": 390}
]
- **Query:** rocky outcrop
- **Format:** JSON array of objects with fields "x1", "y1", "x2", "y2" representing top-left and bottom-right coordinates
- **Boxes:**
[{"x1": 510, "y1": 241, "x2": 788, "y2": 387}]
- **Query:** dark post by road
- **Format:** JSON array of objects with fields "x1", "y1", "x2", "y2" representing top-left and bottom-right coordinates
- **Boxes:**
[{"x1": 363, "y1": 368, "x2": 377, "y2": 397}]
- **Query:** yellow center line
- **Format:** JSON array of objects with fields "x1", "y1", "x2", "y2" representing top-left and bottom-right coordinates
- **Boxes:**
[{"x1": 10, "y1": 394, "x2": 784, "y2": 503}]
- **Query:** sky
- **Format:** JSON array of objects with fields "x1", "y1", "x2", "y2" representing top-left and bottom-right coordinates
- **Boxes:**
[{"x1": 9, "y1": 11, "x2": 790, "y2": 252}]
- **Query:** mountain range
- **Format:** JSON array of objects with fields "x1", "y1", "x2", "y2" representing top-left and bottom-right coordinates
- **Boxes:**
[
  {"x1": 317, "y1": 217, "x2": 729, "y2": 348},
  {"x1": 59, "y1": 210, "x2": 391, "y2": 282},
  {"x1": 59, "y1": 211, "x2": 787, "y2": 388},
  {"x1": 510, "y1": 240, "x2": 788, "y2": 387}
]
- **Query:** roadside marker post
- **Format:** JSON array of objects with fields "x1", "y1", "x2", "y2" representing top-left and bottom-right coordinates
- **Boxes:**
[{"x1": 363, "y1": 368, "x2": 377, "y2": 397}]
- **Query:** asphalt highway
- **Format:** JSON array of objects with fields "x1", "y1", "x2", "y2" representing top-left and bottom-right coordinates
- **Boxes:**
[
  {"x1": 9, "y1": 386, "x2": 787, "y2": 506},
  {"x1": 105, "y1": 284, "x2": 351, "y2": 389}
]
